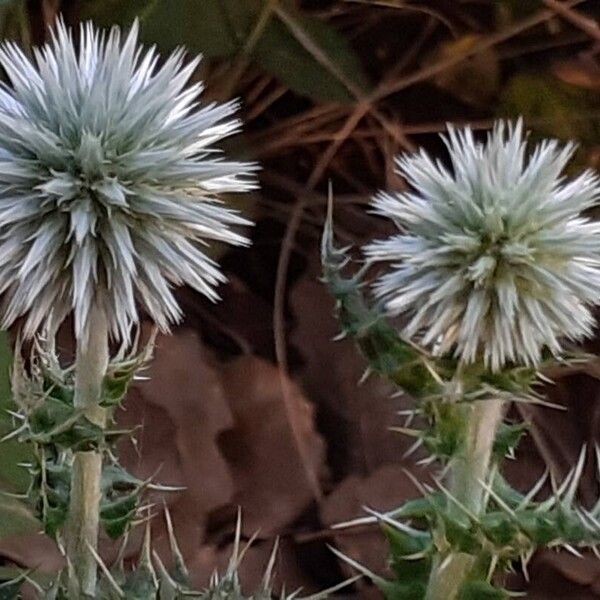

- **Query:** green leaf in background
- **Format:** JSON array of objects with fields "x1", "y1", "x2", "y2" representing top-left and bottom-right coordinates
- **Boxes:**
[
  {"x1": 0, "y1": 332, "x2": 30, "y2": 495},
  {"x1": 499, "y1": 74, "x2": 597, "y2": 143},
  {"x1": 499, "y1": 73, "x2": 600, "y2": 172},
  {"x1": 81, "y1": 0, "x2": 247, "y2": 58},
  {"x1": 0, "y1": 0, "x2": 38, "y2": 540},
  {"x1": 0, "y1": 567, "x2": 53, "y2": 593},
  {"x1": 80, "y1": 0, "x2": 370, "y2": 103},
  {"x1": 139, "y1": 0, "x2": 250, "y2": 59},
  {"x1": 0, "y1": 496, "x2": 38, "y2": 538},
  {"x1": 253, "y1": 3, "x2": 370, "y2": 103},
  {"x1": 0, "y1": 0, "x2": 30, "y2": 44},
  {"x1": 0, "y1": 331, "x2": 37, "y2": 539},
  {"x1": 79, "y1": 0, "x2": 158, "y2": 28}
]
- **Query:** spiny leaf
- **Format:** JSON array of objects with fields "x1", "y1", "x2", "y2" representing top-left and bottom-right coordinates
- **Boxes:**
[
  {"x1": 378, "y1": 579, "x2": 427, "y2": 600},
  {"x1": 459, "y1": 580, "x2": 509, "y2": 600},
  {"x1": 480, "y1": 512, "x2": 519, "y2": 547},
  {"x1": 492, "y1": 423, "x2": 527, "y2": 460},
  {"x1": 101, "y1": 492, "x2": 139, "y2": 539},
  {"x1": 321, "y1": 204, "x2": 445, "y2": 398},
  {"x1": 422, "y1": 402, "x2": 465, "y2": 459}
]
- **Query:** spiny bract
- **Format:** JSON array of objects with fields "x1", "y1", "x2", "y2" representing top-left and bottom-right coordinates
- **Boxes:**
[
  {"x1": 0, "y1": 20, "x2": 255, "y2": 341},
  {"x1": 364, "y1": 120, "x2": 600, "y2": 370}
]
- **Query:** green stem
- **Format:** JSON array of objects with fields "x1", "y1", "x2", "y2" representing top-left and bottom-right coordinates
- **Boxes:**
[
  {"x1": 65, "y1": 309, "x2": 109, "y2": 598},
  {"x1": 425, "y1": 398, "x2": 505, "y2": 600}
]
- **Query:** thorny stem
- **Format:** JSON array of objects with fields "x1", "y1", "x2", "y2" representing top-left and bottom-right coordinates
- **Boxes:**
[
  {"x1": 425, "y1": 393, "x2": 506, "y2": 600},
  {"x1": 65, "y1": 308, "x2": 109, "y2": 598}
]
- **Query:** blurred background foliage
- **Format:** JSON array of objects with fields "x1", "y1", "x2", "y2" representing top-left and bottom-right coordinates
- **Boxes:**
[{"x1": 0, "y1": 1, "x2": 599, "y2": 598}]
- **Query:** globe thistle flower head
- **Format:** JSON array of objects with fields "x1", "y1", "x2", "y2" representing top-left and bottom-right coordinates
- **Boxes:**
[
  {"x1": 0, "y1": 19, "x2": 256, "y2": 341},
  {"x1": 364, "y1": 120, "x2": 600, "y2": 371}
]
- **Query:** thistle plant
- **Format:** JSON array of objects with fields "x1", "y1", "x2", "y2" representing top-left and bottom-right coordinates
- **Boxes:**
[
  {"x1": 0, "y1": 19, "x2": 255, "y2": 597},
  {"x1": 0, "y1": 509, "x2": 354, "y2": 599},
  {"x1": 322, "y1": 121, "x2": 600, "y2": 598}
]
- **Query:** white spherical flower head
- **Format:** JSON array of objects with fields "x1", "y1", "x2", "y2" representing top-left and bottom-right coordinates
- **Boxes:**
[
  {"x1": 364, "y1": 121, "x2": 600, "y2": 371},
  {"x1": 0, "y1": 20, "x2": 256, "y2": 341}
]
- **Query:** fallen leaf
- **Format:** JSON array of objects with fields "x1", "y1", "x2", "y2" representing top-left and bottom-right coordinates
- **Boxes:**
[
  {"x1": 321, "y1": 464, "x2": 429, "y2": 578},
  {"x1": 0, "y1": 531, "x2": 63, "y2": 574},
  {"x1": 515, "y1": 373, "x2": 600, "y2": 506},
  {"x1": 290, "y1": 263, "x2": 421, "y2": 477},
  {"x1": 118, "y1": 328, "x2": 235, "y2": 558},
  {"x1": 553, "y1": 57, "x2": 600, "y2": 91},
  {"x1": 218, "y1": 355, "x2": 327, "y2": 536},
  {"x1": 509, "y1": 550, "x2": 600, "y2": 599},
  {"x1": 187, "y1": 536, "x2": 318, "y2": 594}
]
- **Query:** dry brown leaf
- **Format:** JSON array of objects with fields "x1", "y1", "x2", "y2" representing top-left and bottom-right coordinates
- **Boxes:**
[
  {"x1": 290, "y1": 264, "x2": 419, "y2": 477},
  {"x1": 187, "y1": 536, "x2": 317, "y2": 594},
  {"x1": 509, "y1": 550, "x2": 600, "y2": 598},
  {"x1": 503, "y1": 372, "x2": 600, "y2": 597},
  {"x1": 553, "y1": 57, "x2": 600, "y2": 90},
  {"x1": 218, "y1": 355, "x2": 327, "y2": 536},
  {"x1": 0, "y1": 531, "x2": 62, "y2": 573},
  {"x1": 118, "y1": 328, "x2": 235, "y2": 557},
  {"x1": 114, "y1": 331, "x2": 328, "y2": 586},
  {"x1": 514, "y1": 373, "x2": 600, "y2": 506},
  {"x1": 321, "y1": 464, "x2": 428, "y2": 578}
]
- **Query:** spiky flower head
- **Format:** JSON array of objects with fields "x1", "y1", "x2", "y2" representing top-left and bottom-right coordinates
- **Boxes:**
[
  {"x1": 364, "y1": 121, "x2": 600, "y2": 371},
  {"x1": 0, "y1": 20, "x2": 255, "y2": 341}
]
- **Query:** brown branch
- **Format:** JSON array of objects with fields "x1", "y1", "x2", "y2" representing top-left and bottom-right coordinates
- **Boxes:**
[
  {"x1": 543, "y1": 0, "x2": 600, "y2": 42},
  {"x1": 370, "y1": 0, "x2": 588, "y2": 102}
]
